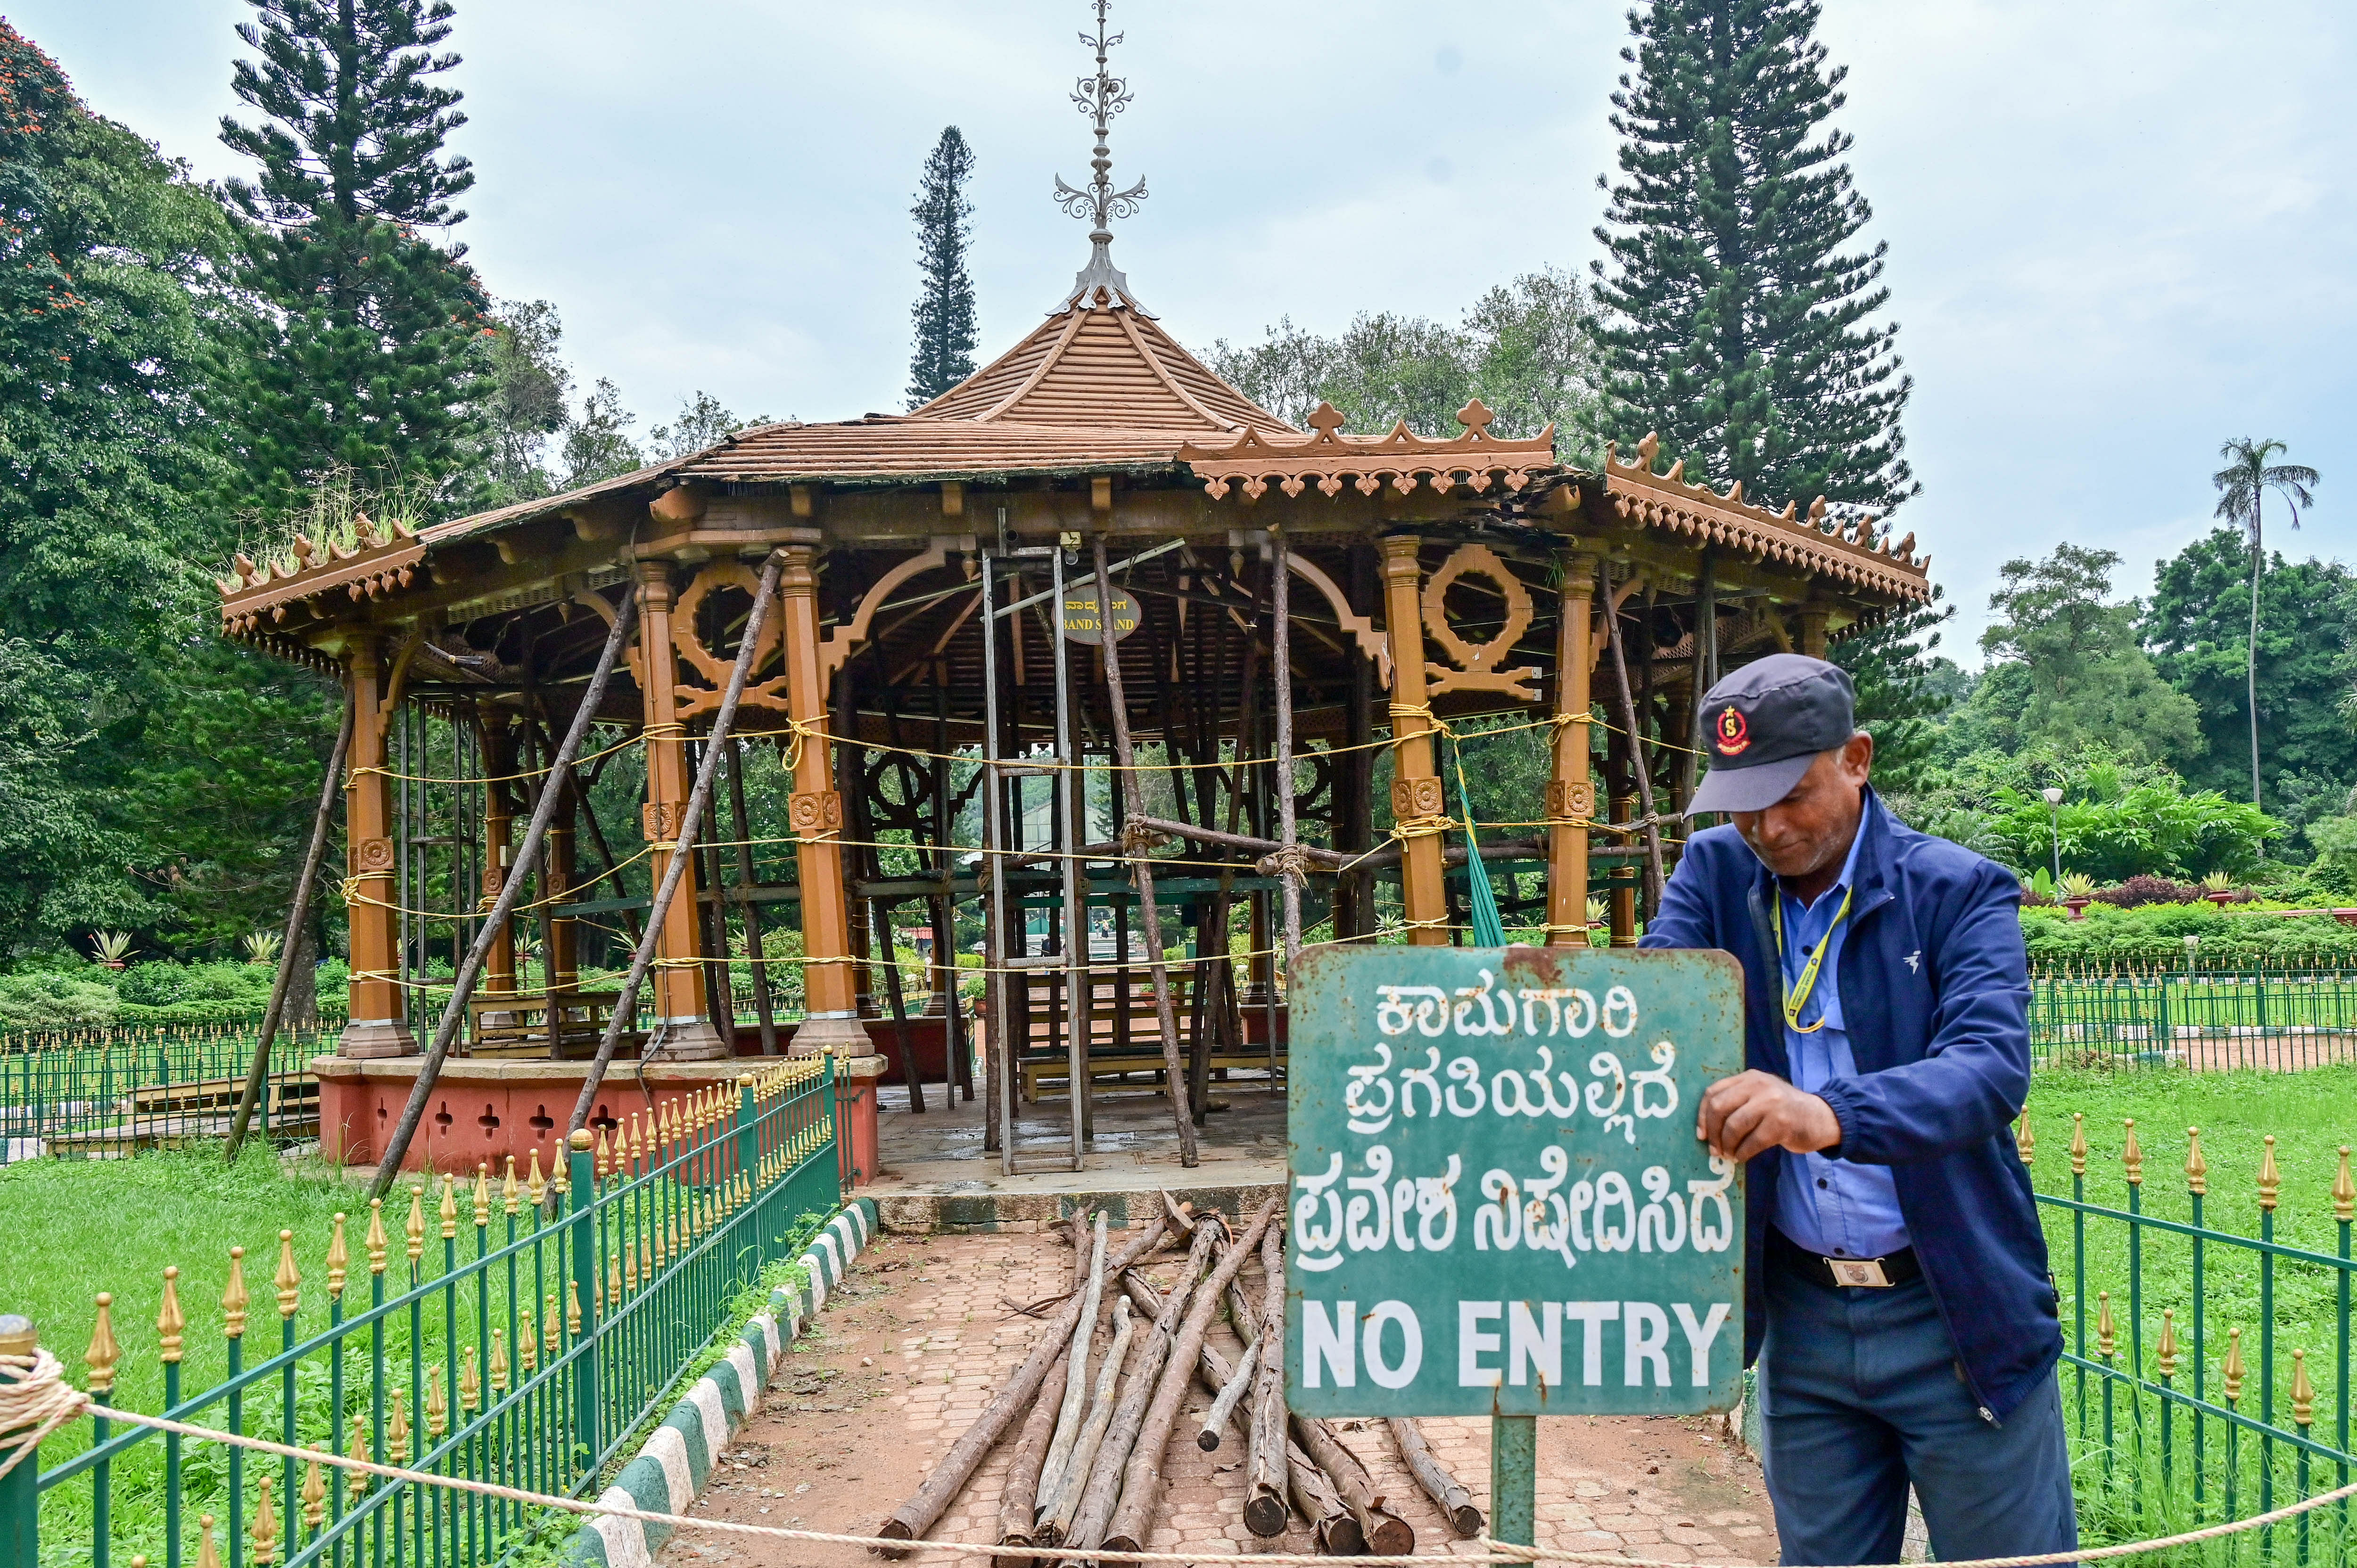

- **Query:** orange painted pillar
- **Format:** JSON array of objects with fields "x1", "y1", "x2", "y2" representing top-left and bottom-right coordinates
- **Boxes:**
[
  {"x1": 631, "y1": 561, "x2": 725, "y2": 1058},
  {"x1": 340, "y1": 639, "x2": 416, "y2": 1057},
  {"x1": 479, "y1": 712, "x2": 519, "y2": 1000},
  {"x1": 1547, "y1": 552, "x2": 1599, "y2": 946},
  {"x1": 777, "y1": 534, "x2": 870, "y2": 1055},
  {"x1": 1378, "y1": 535, "x2": 1450, "y2": 945},
  {"x1": 547, "y1": 774, "x2": 579, "y2": 993}
]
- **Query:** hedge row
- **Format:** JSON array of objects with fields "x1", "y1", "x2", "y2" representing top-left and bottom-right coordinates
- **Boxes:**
[{"x1": 2021, "y1": 903, "x2": 2357, "y2": 968}]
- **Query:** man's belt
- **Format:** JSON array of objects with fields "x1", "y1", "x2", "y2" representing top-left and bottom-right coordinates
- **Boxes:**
[{"x1": 1770, "y1": 1224, "x2": 1922, "y2": 1289}]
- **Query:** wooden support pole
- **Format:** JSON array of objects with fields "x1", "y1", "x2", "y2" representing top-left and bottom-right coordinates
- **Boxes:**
[
  {"x1": 1390, "y1": 1416, "x2": 1484, "y2": 1536},
  {"x1": 478, "y1": 714, "x2": 520, "y2": 1000},
  {"x1": 775, "y1": 534, "x2": 868, "y2": 1054},
  {"x1": 1091, "y1": 535, "x2": 1198, "y2": 1166},
  {"x1": 1270, "y1": 530, "x2": 1304, "y2": 970},
  {"x1": 724, "y1": 739, "x2": 780, "y2": 1053},
  {"x1": 1377, "y1": 535, "x2": 1449, "y2": 944},
  {"x1": 368, "y1": 591, "x2": 639, "y2": 1195},
  {"x1": 628, "y1": 562, "x2": 720, "y2": 1053},
  {"x1": 226, "y1": 701, "x2": 354, "y2": 1158},
  {"x1": 1547, "y1": 552, "x2": 1599, "y2": 947},
  {"x1": 563, "y1": 553, "x2": 785, "y2": 1142},
  {"x1": 1291, "y1": 1410, "x2": 1415, "y2": 1556},
  {"x1": 338, "y1": 638, "x2": 414, "y2": 1057},
  {"x1": 878, "y1": 1215, "x2": 1170, "y2": 1545},
  {"x1": 1602, "y1": 565, "x2": 1668, "y2": 912},
  {"x1": 998, "y1": 1220, "x2": 1094, "y2": 1556},
  {"x1": 546, "y1": 771, "x2": 581, "y2": 991},
  {"x1": 1244, "y1": 1216, "x2": 1288, "y2": 1535}
]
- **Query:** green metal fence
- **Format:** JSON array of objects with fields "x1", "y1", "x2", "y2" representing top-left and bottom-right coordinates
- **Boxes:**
[
  {"x1": 14, "y1": 1055, "x2": 839, "y2": 1568},
  {"x1": 0, "y1": 1030, "x2": 338, "y2": 1166},
  {"x1": 2027, "y1": 1110, "x2": 2355, "y2": 1563},
  {"x1": 2031, "y1": 964, "x2": 2357, "y2": 1071}
]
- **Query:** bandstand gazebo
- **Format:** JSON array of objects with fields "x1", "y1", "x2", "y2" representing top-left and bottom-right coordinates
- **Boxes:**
[{"x1": 215, "y1": 34, "x2": 1930, "y2": 1193}]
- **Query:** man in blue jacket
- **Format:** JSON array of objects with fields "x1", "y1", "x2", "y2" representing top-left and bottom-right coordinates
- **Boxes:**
[{"x1": 1641, "y1": 653, "x2": 2074, "y2": 1566}]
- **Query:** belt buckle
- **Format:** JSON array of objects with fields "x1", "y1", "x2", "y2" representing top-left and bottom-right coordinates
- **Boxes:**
[{"x1": 1828, "y1": 1256, "x2": 1892, "y2": 1289}]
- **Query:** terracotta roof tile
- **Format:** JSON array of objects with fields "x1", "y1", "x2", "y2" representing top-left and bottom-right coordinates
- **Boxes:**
[{"x1": 909, "y1": 304, "x2": 1292, "y2": 435}]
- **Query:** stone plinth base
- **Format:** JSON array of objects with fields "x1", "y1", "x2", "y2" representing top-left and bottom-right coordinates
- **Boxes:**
[
  {"x1": 790, "y1": 1013, "x2": 873, "y2": 1057},
  {"x1": 338, "y1": 1019, "x2": 418, "y2": 1059}
]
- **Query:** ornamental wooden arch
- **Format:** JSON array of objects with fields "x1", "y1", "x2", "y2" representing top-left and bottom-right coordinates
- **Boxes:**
[
  {"x1": 1420, "y1": 542, "x2": 1542, "y2": 702},
  {"x1": 670, "y1": 560, "x2": 789, "y2": 719}
]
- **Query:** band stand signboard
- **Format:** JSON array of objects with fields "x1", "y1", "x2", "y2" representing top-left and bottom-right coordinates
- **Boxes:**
[{"x1": 1286, "y1": 945, "x2": 1746, "y2": 1544}]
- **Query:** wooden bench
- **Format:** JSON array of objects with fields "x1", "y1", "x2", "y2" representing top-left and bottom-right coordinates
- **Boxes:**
[
  {"x1": 1010, "y1": 972, "x2": 1286, "y2": 1101},
  {"x1": 462, "y1": 991, "x2": 643, "y2": 1059}
]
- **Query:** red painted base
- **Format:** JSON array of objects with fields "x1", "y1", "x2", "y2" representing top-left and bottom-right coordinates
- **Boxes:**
[{"x1": 314, "y1": 1053, "x2": 886, "y2": 1187}]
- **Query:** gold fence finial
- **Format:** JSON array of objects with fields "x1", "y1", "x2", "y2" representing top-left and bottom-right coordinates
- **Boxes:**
[
  {"x1": 2122, "y1": 1120, "x2": 2143, "y2": 1187},
  {"x1": 527, "y1": 1148, "x2": 546, "y2": 1208},
  {"x1": 425, "y1": 1365, "x2": 447, "y2": 1438},
  {"x1": 2259, "y1": 1134, "x2": 2281, "y2": 1212},
  {"x1": 387, "y1": 1386, "x2": 409, "y2": 1464},
  {"x1": 473, "y1": 1164, "x2": 491, "y2": 1229},
  {"x1": 2096, "y1": 1291, "x2": 2116, "y2": 1362},
  {"x1": 327, "y1": 1212, "x2": 349, "y2": 1297},
  {"x1": 274, "y1": 1230, "x2": 300, "y2": 1320},
  {"x1": 438, "y1": 1172, "x2": 457, "y2": 1240},
  {"x1": 2334, "y1": 1146, "x2": 2354, "y2": 1223},
  {"x1": 300, "y1": 1448, "x2": 327, "y2": 1532},
  {"x1": 2291, "y1": 1347, "x2": 2315, "y2": 1427},
  {"x1": 158, "y1": 1265, "x2": 185, "y2": 1364},
  {"x1": 252, "y1": 1473, "x2": 280, "y2": 1566},
  {"x1": 503, "y1": 1156, "x2": 520, "y2": 1217},
  {"x1": 2016, "y1": 1109, "x2": 2034, "y2": 1166},
  {"x1": 365, "y1": 1200, "x2": 387, "y2": 1276},
  {"x1": 566, "y1": 1280, "x2": 582, "y2": 1336},
  {"x1": 346, "y1": 1412, "x2": 369, "y2": 1500},
  {"x1": 194, "y1": 1512, "x2": 220, "y2": 1568},
  {"x1": 2157, "y1": 1309, "x2": 2179, "y2": 1379},
  {"x1": 221, "y1": 1246, "x2": 248, "y2": 1340},
  {"x1": 489, "y1": 1329, "x2": 509, "y2": 1393},
  {"x1": 2069, "y1": 1113, "x2": 2087, "y2": 1176},
  {"x1": 85, "y1": 1293, "x2": 119, "y2": 1393},
  {"x1": 2186, "y1": 1127, "x2": 2208, "y2": 1196},
  {"x1": 544, "y1": 1294, "x2": 561, "y2": 1358},
  {"x1": 2223, "y1": 1327, "x2": 2246, "y2": 1404},
  {"x1": 518, "y1": 1313, "x2": 537, "y2": 1374},
  {"x1": 460, "y1": 1344, "x2": 480, "y2": 1411}
]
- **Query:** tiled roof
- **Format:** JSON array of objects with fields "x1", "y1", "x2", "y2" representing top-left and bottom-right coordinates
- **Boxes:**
[{"x1": 910, "y1": 304, "x2": 1292, "y2": 434}]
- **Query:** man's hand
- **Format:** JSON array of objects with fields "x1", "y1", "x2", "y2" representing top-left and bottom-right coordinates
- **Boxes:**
[{"x1": 1697, "y1": 1070, "x2": 1843, "y2": 1163}]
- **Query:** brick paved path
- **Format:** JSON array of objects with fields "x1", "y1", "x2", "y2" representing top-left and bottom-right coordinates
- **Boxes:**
[{"x1": 662, "y1": 1229, "x2": 1777, "y2": 1566}]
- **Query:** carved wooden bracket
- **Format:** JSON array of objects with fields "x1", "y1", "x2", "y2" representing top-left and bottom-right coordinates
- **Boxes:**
[
  {"x1": 350, "y1": 837, "x2": 395, "y2": 875},
  {"x1": 671, "y1": 560, "x2": 789, "y2": 719},
  {"x1": 1285, "y1": 552, "x2": 1389, "y2": 684},
  {"x1": 1420, "y1": 543, "x2": 1542, "y2": 702},
  {"x1": 1391, "y1": 776, "x2": 1446, "y2": 820},
  {"x1": 641, "y1": 802, "x2": 684, "y2": 842},
  {"x1": 790, "y1": 789, "x2": 845, "y2": 835},
  {"x1": 1546, "y1": 779, "x2": 1597, "y2": 822},
  {"x1": 818, "y1": 537, "x2": 956, "y2": 686}
]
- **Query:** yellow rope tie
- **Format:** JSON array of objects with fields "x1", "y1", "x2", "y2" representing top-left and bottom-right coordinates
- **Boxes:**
[
  {"x1": 345, "y1": 731, "x2": 648, "y2": 788},
  {"x1": 1389, "y1": 814, "x2": 1457, "y2": 842}
]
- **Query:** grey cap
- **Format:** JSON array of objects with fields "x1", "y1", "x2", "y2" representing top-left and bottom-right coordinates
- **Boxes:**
[{"x1": 1685, "y1": 654, "x2": 1858, "y2": 814}]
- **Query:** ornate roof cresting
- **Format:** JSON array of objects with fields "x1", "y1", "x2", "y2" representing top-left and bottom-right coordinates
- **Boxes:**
[
  {"x1": 1176, "y1": 399, "x2": 1558, "y2": 501},
  {"x1": 1603, "y1": 433, "x2": 1931, "y2": 601},
  {"x1": 1055, "y1": 0, "x2": 1150, "y2": 314}
]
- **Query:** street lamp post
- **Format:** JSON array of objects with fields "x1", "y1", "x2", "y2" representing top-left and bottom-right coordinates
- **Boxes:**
[{"x1": 2042, "y1": 787, "x2": 2065, "y2": 885}]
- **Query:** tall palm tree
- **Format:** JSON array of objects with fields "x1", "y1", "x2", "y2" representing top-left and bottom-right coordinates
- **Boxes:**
[{"x1": 2212, "y1": 437, "x2": 2320, "y2": 807}]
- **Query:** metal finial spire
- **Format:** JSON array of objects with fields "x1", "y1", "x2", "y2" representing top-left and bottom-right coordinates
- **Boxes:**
[{"x1": 1054, "y1": 0, "x2": 1149, "y2": 313}]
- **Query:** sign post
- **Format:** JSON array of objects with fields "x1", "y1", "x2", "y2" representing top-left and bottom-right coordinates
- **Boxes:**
[{"x1": 1286, "y1": 945, "x2": 1745, "y2": 1544}]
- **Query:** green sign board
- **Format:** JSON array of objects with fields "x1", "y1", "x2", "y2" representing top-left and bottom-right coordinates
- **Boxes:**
[{"x1": 1286, "y1": 945, "x2": 1747, "y2": 1418}]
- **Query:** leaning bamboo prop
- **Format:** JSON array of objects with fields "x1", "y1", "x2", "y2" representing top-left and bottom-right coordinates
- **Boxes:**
[
  {"x1": 567, "y1": 549, "x2": 785, "y2": 1139},
  {"x1": 1601, "y1": 562, "x2": 1667, "y2": 908},
  {"x1": 1100, "y1": 1198, "x2": 1281, "y2": 1553},
  {"x1": 878, "y1": 1215, "x2": 1170, "y2": 1546},
  {"x1": 1389, "y1": 1416, "x2": 1483, "y2": 1537},
  {"x1": 371, "y1": 588, "x2": 640, "y2": 1198},
  {"x1": 1000, "y1": 1213, "x2": 1098, "y2": 1557},
  {"x1": 226, "y1": 698, "x2": 354, "y2": 1160},
  {"x1": 1060, "y1": 1218, "x2": 1226, "y2": 1555},
  {"x1": 1091, "y1": 534, "x2": 1199, "y2": 1166},
  {"x1": 1269, "y1": 529, "x2": 1304, "y2": 967}
]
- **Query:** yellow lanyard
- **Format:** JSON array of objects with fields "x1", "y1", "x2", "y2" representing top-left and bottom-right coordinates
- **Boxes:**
[{"x1": 1772, "y1": 884, "x2": 1853, "y2": 1034}]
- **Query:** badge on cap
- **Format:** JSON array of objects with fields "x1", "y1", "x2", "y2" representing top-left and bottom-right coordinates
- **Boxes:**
[{"x1": 1715, "y1": 705, "x2": 1751, "y2": 757}]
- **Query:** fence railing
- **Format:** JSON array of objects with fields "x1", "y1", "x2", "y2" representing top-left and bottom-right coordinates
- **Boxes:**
[
  {"x1": 17, "y1": 1056, "x2": 840, "y2": 1568},
  {"x1": 0, "y1": 1031, "x2": 340, "y2": 1166},
  {"x1": 2030, "y1": 965, "x2": 2357, "y2": 1069},
  {"x1": 2027, "y1": 1110, "x2": 2355, "y2": 1564}
]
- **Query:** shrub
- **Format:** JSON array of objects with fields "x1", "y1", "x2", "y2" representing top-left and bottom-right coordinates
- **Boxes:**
[
  {"x1": 0, "y1": 970, "x2": 121, "y2": 1027},
  {"x1": 2023, "y1": 903, "x2": 2357, "y2": 968},
  {"x1": 2090, "y1": 874, "x2": 2201, "y2": 909}
]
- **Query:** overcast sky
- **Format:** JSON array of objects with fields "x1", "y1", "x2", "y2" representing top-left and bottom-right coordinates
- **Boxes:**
[{"x1": 20, "y1": 0, "x2": 2355, "y2": 655}]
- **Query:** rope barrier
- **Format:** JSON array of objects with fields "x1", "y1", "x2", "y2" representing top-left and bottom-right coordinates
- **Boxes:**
[{"x1": 4, "y1": 1348, "x2": 2350, "y2": 1568}]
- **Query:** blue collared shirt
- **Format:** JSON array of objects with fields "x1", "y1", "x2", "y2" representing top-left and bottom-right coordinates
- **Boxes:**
[{"x1": 1770, "y1": 827, "x2": 1912, "y2": 1261}]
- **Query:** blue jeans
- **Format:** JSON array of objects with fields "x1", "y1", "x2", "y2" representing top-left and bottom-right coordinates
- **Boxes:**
[{"x1": 1758, "y1": 1241, "x2": 2078, "y2": 1566}]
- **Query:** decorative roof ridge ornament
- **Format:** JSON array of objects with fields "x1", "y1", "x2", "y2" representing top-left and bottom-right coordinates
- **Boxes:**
[
  {"x1": 1053, "y1": 0, "x2": 1152, "y2": 316},
  {"x1": 1177, "y1": 399, "x2": 1559, "y2": 502}
]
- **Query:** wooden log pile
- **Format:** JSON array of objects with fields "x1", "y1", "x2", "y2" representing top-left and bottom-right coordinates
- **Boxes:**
[{"x1": 879, "y1": 1199, "x2": 1485, "y2": 1560}]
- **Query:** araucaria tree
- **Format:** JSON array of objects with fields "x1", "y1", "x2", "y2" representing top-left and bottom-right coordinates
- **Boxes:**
[
  {"x1": 2210, "y1": 437, "x2": 2320, "y2": 807},
  {"x1": 215, "y1": 0, "x2": 487, "y2": 517},
  {"x1": 1591, "y1": 0, "x2": 1915, "y2": 517},
  {"x1": 906, "y1": 126, "x2": 979, "y2": 409}
]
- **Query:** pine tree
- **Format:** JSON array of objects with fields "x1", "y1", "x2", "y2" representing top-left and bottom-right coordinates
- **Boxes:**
[
  {"x1": 906, "y1": 126, "x2": 978, "y2": 409},
  {"x1": 215, "y1": 0, "x2": 487, "y2": 517},
  {"x1": 1591, "y1": 0, "x2": 1914, "y2": 517}
]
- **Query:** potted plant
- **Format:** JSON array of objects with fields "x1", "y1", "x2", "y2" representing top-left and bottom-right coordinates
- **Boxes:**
[
  {"x1": 88, "y1": 930, "x2": 133, "y2": 970},
  {"x1": 2058, "y1": 872, "x2": 2097, "y2": 920},
  {"x1": 1585, "y1": 894, "x2": 1610, "y2": 948},
  {"x1": 240, "y1": 930, "x2": 283, "y2": 966},
  {"x1": 2201, "y1": 870, "x2": 2238, "y2": 907}
]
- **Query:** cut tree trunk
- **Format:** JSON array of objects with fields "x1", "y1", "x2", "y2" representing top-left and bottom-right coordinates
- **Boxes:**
[
  {"x1": 998, "y1": 1215, "x2": 1097, "y2": 1557},
  {"x1": 1291, "y1": 1414, "x2": 1414, "y2": 1556},
  {"x1": 1043, "y1": 1299, "x2": 1136, "y2": 1543},
  {"x1": 1389, "y1": 1416, "x2": 1483, "y2": 1536},
  {"x1": 1245, "y1": 1219, "x2": 1288, "y2": 1536},
  {"x1": 878, "y1": 1216, "x2": 1169, "y2": 1546},
  {"x1": 1290, "y1": 1443, "x2": 1363, "y2": 1555},
  {"x1": 1035, "y1": 1211, "x2": 1109, "y2": 1508}
]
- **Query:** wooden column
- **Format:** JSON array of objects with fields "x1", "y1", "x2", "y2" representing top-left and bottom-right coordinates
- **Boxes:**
[
  {"x1": 1545, "y1": 553, "x2": 1599, "y2": 947},
  {"x1": 1610, "y1": 793, "x2": 1639, "y2": 946},
  {"x1": 479, "y1": 714, "x2": 519, "y2": 1001},
  {"x1": 630, "y1": 561, "x2": 724, "y2": 1057},
  {"x1": 1378, "y1": 535, "x2": 1449, "y2": 945},
  {"x1": 546, "y1": 774, "x2": 579, "y2": 992},
  {"x1": 339, "y1": 639, "x2": 416, "y2": 1057},
  {"x1": 1798, "y1": 605, "x2": 1831, "y2": 659},
  {"x1": 777, "y1": 533, "x2": 871, "y2": 1055}
]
